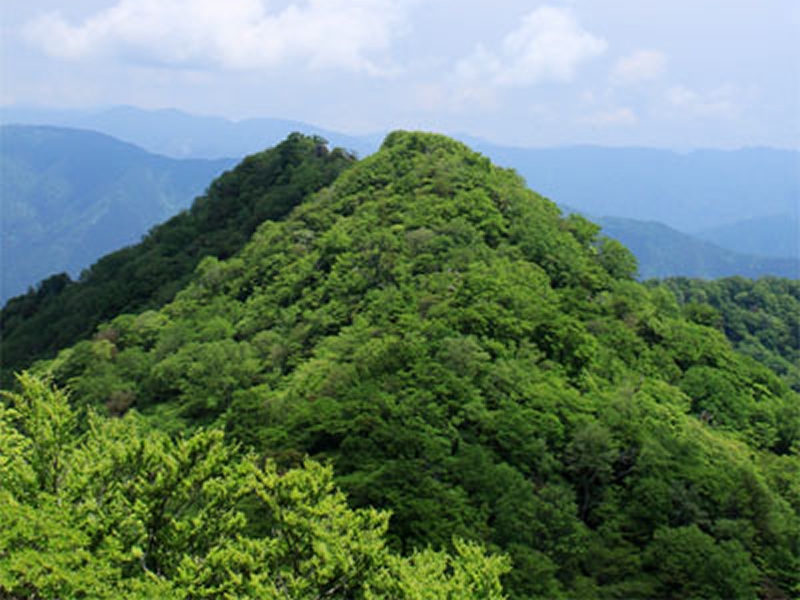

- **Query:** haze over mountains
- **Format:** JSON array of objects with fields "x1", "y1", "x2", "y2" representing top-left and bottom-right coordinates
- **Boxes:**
[
  {"x1": 477, "y1": 142, "x2": 799, "y2": 234},
  {"x1": 697, "y1": 215, "x2": 800, "y2": 259},
  {"x1": 597, "y1": 217, "x2": 799, "y2": 280},
  {"x1": 1, "y1": 124, "x2": 234, "y2": 300},
  {"x1": 1, "y1": 106, "x2": 381, "y2": 160},
  {"x1": 6, "y1": 105, "x2": 798, "y2": 232},
  {"x1": 1, "y1": 107, "x2": 798, "y2": 303}
]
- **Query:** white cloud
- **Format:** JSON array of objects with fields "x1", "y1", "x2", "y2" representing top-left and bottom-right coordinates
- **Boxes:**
[
  {"x1": 580, "y1": 107, "x2": 638, "y2": 126},
  {"x1": 611, "y1": 49, "x2": 666, "y2": 85},
  {"x1": 23, "y1": 0, "x2": 412, "y2": 74},
  {"x1": 409, "y1": 80, "x2": 499, "y2": 114},
  {"x1": 456, "y1": 6, "x2": 607, "y2": 87},
  {"x1": 667, "y1": 84, "x2": 742, "y2": 119}
]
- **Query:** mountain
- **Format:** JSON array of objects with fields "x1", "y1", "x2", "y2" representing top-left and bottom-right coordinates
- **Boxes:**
[
  {"x1": 0, "y1": 125, "x2": 236, "y2": 301},
  {"x1": 1, "y1": 105, "x2": 381, "y2": 159},
  {"x1": 0, "y1": 133, "x2": 355, "y2": 383},
  {"x1": 472, "y1": 141, "x2": 800, "y2": 236},
  {"x1": 5, "y1": 132, "x2": 798, "y2": 599},
  {"x1": 697, "y1": 214, "x2": 800, "y2": 259},
  {"x1": 6, "y1": 106, "x2": 797, "y2": 261},
  {"x1": 597, "y1": 216, "x2": 800, "y2": 279}
]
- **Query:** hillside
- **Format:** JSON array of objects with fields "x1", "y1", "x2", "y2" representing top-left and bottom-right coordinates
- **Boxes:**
[
  {"x1": 0, "y1": 133, "x2": 355, "y2": 385},
  {"x1": 1, "y1": 374, "x2": 508, "y2": 598},
  {"x1": 0, "y1": 125, "x2": 236, "y2": 301},
  {"x1": 7, "y1": 132, "x2": 798, "y2": 599},
  {"x1": 697, "y1": 214, "x2": 800, "y2": 260},
  {"x1": 598, "y1": 216, "x2": 800, "y2": 279},
  {"x1": 659, "y1": 276, "x2": 800, "y2": 392}
]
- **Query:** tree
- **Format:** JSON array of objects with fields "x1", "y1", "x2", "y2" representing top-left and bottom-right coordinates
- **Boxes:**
[{"x1": 0, "y1": 373, "x2": 509, "y2": 599}]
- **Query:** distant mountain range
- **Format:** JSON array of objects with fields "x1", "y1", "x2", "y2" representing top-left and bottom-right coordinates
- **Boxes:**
[
  {"x1": 0, "y1": 125, "x2": 235, "y2": 301},
  {"x1": 1, "y1": 109, "x2": 797, "y2": 301},
  {"x1": 4, "y1": 105, "x2": 797, "y2": 261},
  {"x1": 597, "y1": 217, "x2": 799, "y2": 279},
  {"x1": 0, "y1": 105, "x2": 381, "y2": 159},
  {"x1": 472, "y1": 141, "x2": 799, "y2": 249},
  {"x1": 696, "y1": 215, "x2": 799, "y2": 259}
]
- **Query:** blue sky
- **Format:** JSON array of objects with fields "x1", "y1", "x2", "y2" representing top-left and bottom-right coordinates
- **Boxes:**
[{"x1": 1, "y1": 0, "x2": 798, "y2": 148}]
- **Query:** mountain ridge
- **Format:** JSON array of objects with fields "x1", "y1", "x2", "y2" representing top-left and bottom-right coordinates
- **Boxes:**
[
  {"x1": 9, "y1": 131, "x2": 797, "y2": 598},
  {"x1": 5, "y1": 105, "x2": 796, "y2": 261},
  {"x1": 0, "y1": 124, "x2": 236, "y2": 301},
  {"x1": 0, "y1": 132, "x2": 355, "y2": 382},
  {"x1": 474, "y1": 141, "x2": 799, "y2": 234},
  {"x1": 3, "y1": 120, "x2": 797, "y2": 305},
  {"x1": 697, "y1": 214, "x2": 800, "y2": 259},
  {"x1": 1, "y1": 105, "x2": 381, "y2": 159}
]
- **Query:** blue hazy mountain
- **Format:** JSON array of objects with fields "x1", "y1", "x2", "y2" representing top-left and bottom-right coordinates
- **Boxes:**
[
  {"x1": 0, "y1": 125, "x2": 235, "y2": 301},
  {"x1": 472, "y1": 142, "x2": 799, "y2": 236},
  {"x1": 597, "y1": 216, "x2": 800, "y2": 279},
  {"x1": 3, "y1": 107, "x2": 797, "y2": 289},
  {"x1": 696, "y1": 214, "x2": 799, "y2": 259},
  {"x1": 6, "y1": 105, "x2": 796, "y2": 241},
  {"x1": 1, "y1": 105, "x2": 382, "y2": 160}
]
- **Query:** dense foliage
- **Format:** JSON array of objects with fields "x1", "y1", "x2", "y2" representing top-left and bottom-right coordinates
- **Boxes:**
[
  {"x1": 0, "y1": 373, "x2": 508, "y2": 598},
  {"x1": 4, "y1": 132, "x2": 800, "y2": 598},
  {"x1": 660, "y1": 276, "x2": 800, "y2": 391},
  {"x1": 1, "y1": 133, "x2": 354, "y2": 385}
]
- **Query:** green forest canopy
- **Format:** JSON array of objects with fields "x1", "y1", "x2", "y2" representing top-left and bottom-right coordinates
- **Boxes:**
[
  {"x1": 658, "y1": 276, "x2": 800, "y2": 392},
  {"x1": 2, "y1": 132, "x2": 799, "y2": 599},
  {"x1": 1, "y1": 373, "x2": 508, "y2": 598}
]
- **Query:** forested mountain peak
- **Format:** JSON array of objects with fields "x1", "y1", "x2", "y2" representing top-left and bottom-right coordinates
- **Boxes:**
[
  {"x1": 1, "y1": 133, "x2": 355, "y2": 384},
  {"x1": 3, "y1": 132, "x2": 800, "y2": 598}
]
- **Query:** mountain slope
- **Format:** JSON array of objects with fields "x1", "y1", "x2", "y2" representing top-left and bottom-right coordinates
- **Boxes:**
[
  {"x1": 659, "y1": 276, "x2": 800, "y2": 391},
  {"x1": 1, "y1": 372, "x2": 509, "y2": 598},
  {"x1": 697, "y1": 214, "x2": 800, "y2": 260},
  {"x1": 27, "y1": 132, "x2": 799, "y2": 599},
  {"x1": 598, "y1": 216, "x2": 800, "y2": 279},
  {"x1": 1, "y1": 105, "x2": 381, "y2": 159},
  {"x1": 0, "y1": 133, "x2": 355, "y2": 384},
  {"x1": 0, "y1": 125, "x2": 235, "y2": 301}
]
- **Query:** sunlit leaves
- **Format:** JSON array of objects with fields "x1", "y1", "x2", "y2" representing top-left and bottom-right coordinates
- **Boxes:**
[{"x1": 0, "y1": 374, "x2": 509, "y2": 599}]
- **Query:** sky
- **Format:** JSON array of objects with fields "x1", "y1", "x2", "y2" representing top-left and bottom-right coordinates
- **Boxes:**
[{"x1": 1, "y1": 0, "x2": 798, "y2": 149}]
